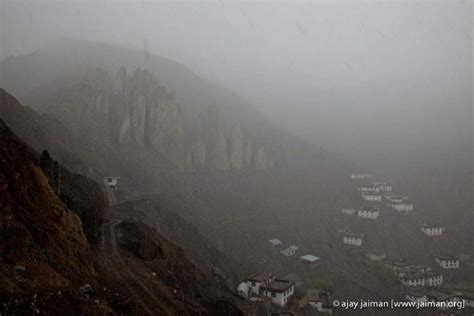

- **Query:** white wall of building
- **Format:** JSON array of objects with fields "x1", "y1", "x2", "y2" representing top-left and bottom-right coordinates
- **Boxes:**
[
  {"x1": 435, "y1": 258, "x2": 460, "y2": 269},
  {"x1": 401, "y1": 277, "x2": 425, "y2": 287},
  {"x1": 247, "y1": 280, "x2": 264, "y2": 295},
  {"x1": 426, "y1": 275, "x2": 443, "y2": 287},
  {"x1": 421, "y1": 227, "x2": 445, "y2": 236},
  {"x1": 341, "y1": 208, "x2": 356, "y2": 215},
  {"x1": 262, "y1": 285, "x2": 294, "y2": 307},
  {"x1": 343, "y1": 236, "x2": 363, "y2": 246},
  {"x1": 357, "y1": 210, "x2": 379, "y2": 219}
]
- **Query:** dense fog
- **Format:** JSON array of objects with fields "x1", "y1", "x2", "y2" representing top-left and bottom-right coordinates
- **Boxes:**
[
  {"x1": 0, "y1": 1, "x2": 473, "y2": 315},
  {"x1": 2, "y1": 0, "x2": 472, "y2": 166}
]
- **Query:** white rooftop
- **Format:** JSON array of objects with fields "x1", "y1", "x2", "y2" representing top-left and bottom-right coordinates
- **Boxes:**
[
  {"x1": 269, "y1": 239, "x2": 282, "y2": 245},
  {"x1": 301, "y1": 255, "x2": 320, "y2": 262}
]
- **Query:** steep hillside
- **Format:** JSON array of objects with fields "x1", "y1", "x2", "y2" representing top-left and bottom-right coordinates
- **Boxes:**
[
  {"x1": 0, "y1": 119, "x2": 95, "y2": 293},
  {"x1": 0, "y1": 119, "x2": 244, "y2": 315},
  {"x1": 111, "y1": 199, "x2": 242, "y2": 287}
]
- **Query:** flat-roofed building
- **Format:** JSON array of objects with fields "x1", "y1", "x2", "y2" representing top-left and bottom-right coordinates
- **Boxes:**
[
  {"x1": 280, "y1": 245, "x2": 299, "y2": 257},
  {"x1": 425, "y1": 271, "x2": 443, "y2": 287},
  {"x1": 246, "y1": 272, "x2": 274, "y2": 296},
  {"x1": 341, "y1": 207, "x2": 356, "y2": 215},
  {"x1": 361, "y1": 191, "x2": 382, "y2": 202},
  {"x1": 269, "y1": 239, "x2": 282, "y2": 247},
  {"x1": 399, "y1": 272, "x2": 426, "y2": 287},
  {"x1": 420, "y1": 224, "x2": 445, "y2": 236},
  {"x1": 434, "y1": 255, "x2": 460, "y2": 269},
  {"x1": 365, "y1": 251, "x2": 386, "y2": 262},
  {"x1": 357, "y1": 206, "x2": 380, "y2": 220},
  {"x1": 351, "y1": 173, "x2": 372, "y2": 179},
  {"x1": 259, "y1": 278, "x2": 295, "y2": 307},
  {"x1": 343, "y1": 231, "x2": 364, "y2": 247},
  {"x1": 300, "y1": 255, "x2": 320, "y2": 264}
]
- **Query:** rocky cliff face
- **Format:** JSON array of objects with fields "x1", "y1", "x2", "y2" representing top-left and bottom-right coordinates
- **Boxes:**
[
  {"x1": 110, "y1": 68, "x2": 187, "y2": 169},
  {"x1": 33, "y1": 67, "x2": 274, "y2": 172},
  {"x1": 39, "y1": 150, "x2": 108, "y2": 243},
  {"x1": 184, "y1": 104, "x2": 273, "y2": 172}
]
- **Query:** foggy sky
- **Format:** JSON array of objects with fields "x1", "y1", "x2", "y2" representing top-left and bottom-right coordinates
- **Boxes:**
[{"x1": 1, "y1": 0, "x2": 472, "y2": 166}]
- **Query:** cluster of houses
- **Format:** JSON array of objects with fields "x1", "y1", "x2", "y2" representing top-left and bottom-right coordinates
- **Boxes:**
[
  {"x1": 344, "y1": 173, "x2": 448, "y2": 245},
  {"x1": 383, "y1": 255, "x2": 461, "y2": 290},
  {"x1": 406, "y1": 288, "x2": 474, "y2": 308},
  {"x1": 385, "y1": 195, "x2": 414, "y2": 211},
  {"x1": 237, "y1": 272, "x2": 295, "y2": 307},
  {"x1": 341, "y1": 206, "x2": 380, "y2": 220},
  {"x1": 269, "y1": 239, "x2": 320, "y2": 264},
  {"x1": 384, "y1": 260, "x2": 444, "y2": 287},
  {"x1": 350, "y1": 173, "x2": 414, "y2": 212},
  {"x1": 269, "y1": 239, "x2": 299, "y2": 257}
]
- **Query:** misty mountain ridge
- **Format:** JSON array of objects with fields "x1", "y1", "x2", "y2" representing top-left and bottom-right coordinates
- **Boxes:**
[{"x1": 0, "y1": 38, "x2": 351, "y2": 178}]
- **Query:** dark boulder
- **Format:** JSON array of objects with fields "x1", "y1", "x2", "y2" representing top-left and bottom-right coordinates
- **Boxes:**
[
  {"x1": 115, "y1": 221, "x2": 163, "y2": 261},
  {"x1": 39, "y1": 149, "x2": 108, "y2": 243}
]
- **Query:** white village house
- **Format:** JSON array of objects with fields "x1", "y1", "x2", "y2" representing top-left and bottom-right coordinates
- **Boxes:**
[
  {"x1": 365, "y1": 251, "x2": 386, "y2": 262},
  {"x1": 399, "y1": 270, "x2": 443, "y2": 287},
  {"x1": 280, "y1": 245, "x2": 299, "y2": 257},
  {"x1": 425, "y1": 271, "x2": 443, "y2": 287},
  {"x1": 399, "y1": 272, "x2": 426, "y2": 287},
  {"x1": 357, "y1": 185, "x2": 380, "y2": 193},
  {"x1": 103, "y1": 176, "x2": 120, "y2": 191},
  {"x1": 385, "y1": 195, "x2": 413, "y2": 212},
  {"x1": 373, "y1": 181, "x2": 393, "y2": 192},
  {"x1": 341, "y1": 207, "x2": 356, "y2": 216},
  {"x1": 343, "y1": 231, "x2": 364, "y2": 247},
  {"x1": 434, "y1": 255, "x2": 460, "y2": 269},
  {"x1": 243, "y1": 272, "x2": 274, "y2": 296},
  {"x1": 351, "y1": 173, "x2": 373, "y2": 179},
  {"x1": 384, "y1": 260, "x2": 415, "y2": 275},
  {"x1": 420, "y1": 224, "x2": 445, "y2": 236},
  {"x1": 357, "y1": 206, "x2": 380, "y2": 220},
  {"x1": 387, "y1": 262, "x2": 443, "y2": 287},
  {"x1": 301, "y1": 255, "x2": 320, "y2": 264},
  {"x1": 361, "y1": 191, "x2": 382, "y2": 202},
  {"x1": 237, "y1": 272, "x2": 295, "y2": 307},
  {"x1": 259, "y1": 278, "x2": 295, "y2": 307},
  {"x1": 269, "y1": 239, "x2": 282, "y2": 247}
]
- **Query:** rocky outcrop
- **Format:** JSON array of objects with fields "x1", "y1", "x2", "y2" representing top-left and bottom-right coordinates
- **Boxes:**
[
  {"x1": 229, "y1": 125, "x2": 244, "y2": 170},
  {"x1": 40, "y1": 150, "x2": 108, "y2": 243},
  {"x1": 66, "y1": 67, "x2": 276, "y2": 172},
  {"x1": 254, "y1": 146, "x2": 274, "y2": 171},
  {"x1": 115, "y1": 221, "x2": 164, "y2": 261},
  {"x1": 184, "y1": 105, "x2": 273, "y2": 171},
  {"x1": 111, "y1": 68, "x2": 187, "y2": 170},
  {"x1": 199, "y1": 105, "x2": 230, "y2": 171},
  {"x1": 10, "y1": 66, "x2": 275, "y2": 173},
  {"x1": 0, "y1": 119, "x2": 95, "y2": 293}
]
